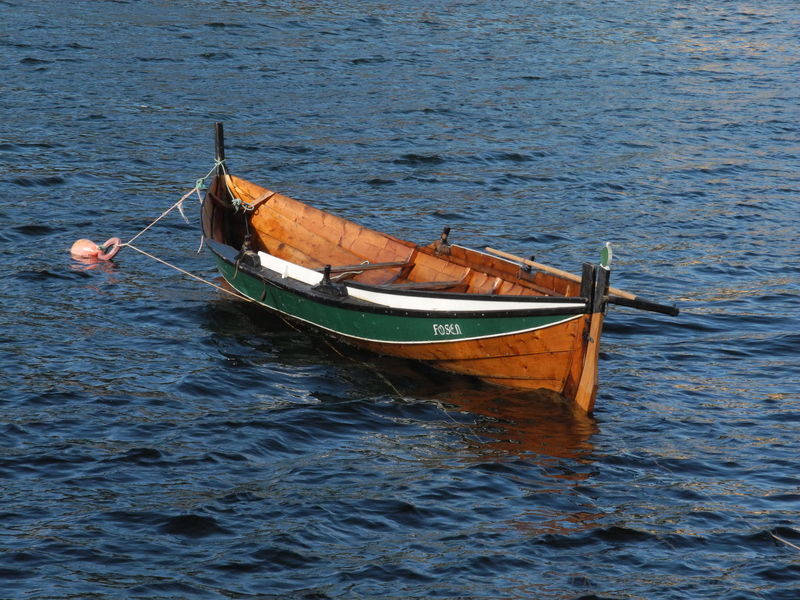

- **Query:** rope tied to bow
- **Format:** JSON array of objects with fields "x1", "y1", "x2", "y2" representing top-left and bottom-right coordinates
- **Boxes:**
[{"x1": 125, "y1": 161, "x2": 253, "y2": 297}]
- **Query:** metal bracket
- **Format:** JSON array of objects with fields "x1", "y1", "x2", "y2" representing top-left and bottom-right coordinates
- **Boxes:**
[{"x1": 312, "y1": 265, "x2": 349, "y2": 298}]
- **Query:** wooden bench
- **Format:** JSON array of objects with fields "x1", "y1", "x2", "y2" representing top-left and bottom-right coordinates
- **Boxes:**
[
  {"x1": 381, "y1": 279, "x2": 467, "y2": 291},
  {"x1": 317, "y1": 260, "x2": 411, "y2": 274}
]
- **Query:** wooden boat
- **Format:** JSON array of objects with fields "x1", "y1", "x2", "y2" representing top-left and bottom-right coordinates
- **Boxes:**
[{"x1": 201, "y1": 124, "x2": 678, "y2": 413}]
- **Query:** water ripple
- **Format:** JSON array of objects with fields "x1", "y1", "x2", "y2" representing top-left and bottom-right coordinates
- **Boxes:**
[{"x1": 1, "y1": 1, "x2": 798, "y2": 599}]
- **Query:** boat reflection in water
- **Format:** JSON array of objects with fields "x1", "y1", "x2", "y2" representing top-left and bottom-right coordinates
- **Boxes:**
[
  {"x1": 205, "y1": 297, "x2": 606, "y2": 544},
  {"x1": 374, "y1": 359, "x2": 606, "y2": 541},
  {"x1": 378, "y1": 358, "x2": 599, "y2": 461}
]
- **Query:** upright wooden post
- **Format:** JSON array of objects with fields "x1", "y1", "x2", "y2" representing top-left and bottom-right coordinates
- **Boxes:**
[
  {"x1": 573, "y1": 265, "x2": 609, "y2": 414},
  {"x1": 593, "y1": 266, "x2": 610, "y2": 314},
  {"x1": 580, "y1": 262, "x2": 594, "y2": 301},
  {"x1": 214, "y1": 122, "x2": 225, "y2": 177}
]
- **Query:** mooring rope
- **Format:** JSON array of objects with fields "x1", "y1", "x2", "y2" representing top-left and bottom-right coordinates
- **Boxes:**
[
  {"x1": 123, "y1": 242, "x2": 254, "y2": 303},
  {"x1": 113, "y1": 162, "x2": 255, "y2": 304},
  {"x1": 122, "y1": 187, "x2": 202, "y2": 248},
  {"x1": 121, "y1": 161, "x2": 217, "y2": 249},
  {"x1": 771, "y1": 531, "x2": 800, "y2": 551}
]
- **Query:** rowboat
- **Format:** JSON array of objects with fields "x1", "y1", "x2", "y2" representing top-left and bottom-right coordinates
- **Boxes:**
[{"x1": 200, "y1": 124, "x2": 678, "y2": 413}]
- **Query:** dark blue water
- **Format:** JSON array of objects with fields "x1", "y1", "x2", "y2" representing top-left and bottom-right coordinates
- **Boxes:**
[{"x1": 2, "y1": 1, "x2": 799, "y2": 598}]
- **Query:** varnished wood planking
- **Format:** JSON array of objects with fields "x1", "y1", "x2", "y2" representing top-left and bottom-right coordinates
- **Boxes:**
[
  {"x1": 205, "y1": 172, "x2": 604, "y2": 410},
  {"x1": 569, "y1": 311, "x2": 604, "y2": 413},
  {"x1": 343, "y1": 313, "x2": 590, "y2": 396}
]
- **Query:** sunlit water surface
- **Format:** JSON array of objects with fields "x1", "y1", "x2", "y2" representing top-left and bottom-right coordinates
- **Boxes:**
[{"x1": 1, "y1": 1, "x2": 798, "y2": 598}]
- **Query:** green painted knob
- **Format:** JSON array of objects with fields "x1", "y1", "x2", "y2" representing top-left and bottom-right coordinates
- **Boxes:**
[{"x1": 600, "y1": 242, "x2": 613, "y2": 269}]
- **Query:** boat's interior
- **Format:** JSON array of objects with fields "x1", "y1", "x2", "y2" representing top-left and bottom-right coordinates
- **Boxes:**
[{"x1": 203, "y1": 174, "x2": 583, "y2": 298}]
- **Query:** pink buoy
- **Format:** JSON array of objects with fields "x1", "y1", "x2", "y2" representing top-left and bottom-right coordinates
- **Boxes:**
[
  {"x1": 70, "y1": 238, "x2": 101, "y2": 259},
  {"x1": 70, "y1": 236, "x2": 122, "y2": 261}
]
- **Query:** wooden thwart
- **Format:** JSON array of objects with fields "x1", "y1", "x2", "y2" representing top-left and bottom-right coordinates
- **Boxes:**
[
  {"x1": 381, "y1": 279, "x2": 466, "y2": 291},
  {"x1": 319, "y1": 260, "x2": 411, "y2": 274}
]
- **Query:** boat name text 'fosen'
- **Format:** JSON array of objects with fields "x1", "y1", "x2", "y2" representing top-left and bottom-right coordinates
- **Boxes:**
[{"x1": 433, "y1": 323, "x2": 463, "y2": 337}]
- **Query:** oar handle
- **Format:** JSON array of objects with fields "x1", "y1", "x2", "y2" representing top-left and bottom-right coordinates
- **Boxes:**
[
  {"x1": 483, "y1": 246, "x2": 679, "y2": 316},
  {"x1": 607, "y1": 294, "x2": 679, "y2": 316}
]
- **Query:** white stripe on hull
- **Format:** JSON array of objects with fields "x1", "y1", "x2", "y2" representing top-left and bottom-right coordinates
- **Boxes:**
[
  {"x1": 257, "y1": 251, "x2": 584, "y2": 314},
  {"x1": 226, "y1": 266, "x2": 583, "y2": 345}
]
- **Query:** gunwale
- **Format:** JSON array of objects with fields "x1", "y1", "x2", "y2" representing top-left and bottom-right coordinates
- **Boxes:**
[{"x1": 206, "y1": 239, "x2": 586, "y2": 343}]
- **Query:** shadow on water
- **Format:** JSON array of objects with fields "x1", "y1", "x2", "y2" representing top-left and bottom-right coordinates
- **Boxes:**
[
  {"x1": 200, "y1": 294, "x2": 599, "y2": 463},
  {"x1": 369, "y1": 356, "x2": 600, "y2": 459},
  {"x1": 196, "y1": 297, "x2": 608, "y2": 551}
]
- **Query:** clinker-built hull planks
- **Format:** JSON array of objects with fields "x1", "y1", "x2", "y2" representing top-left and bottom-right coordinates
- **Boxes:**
[{"x1": 200, "y1": 124, "x2": 677, "y2": 413}]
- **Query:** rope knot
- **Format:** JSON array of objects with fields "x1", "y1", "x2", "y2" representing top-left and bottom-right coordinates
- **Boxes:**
[{"x1": 231, "y1": 198, "x2": 254, "y2": 213}]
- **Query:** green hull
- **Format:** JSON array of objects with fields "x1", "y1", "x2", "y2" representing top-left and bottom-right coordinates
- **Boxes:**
[{"x1": 215, "y1": 254, "x2": 582, "y2": 345}]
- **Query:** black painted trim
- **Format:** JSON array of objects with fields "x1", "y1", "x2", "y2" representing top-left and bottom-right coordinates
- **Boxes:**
[{"x1": 205, "y1": 239, "x2": 590, "y2": 320}]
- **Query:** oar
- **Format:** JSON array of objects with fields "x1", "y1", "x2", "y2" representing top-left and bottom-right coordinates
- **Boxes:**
[
  {"x1": 605, "y1": 293, "x2": 679, "y2": 316},
  {"x1": 484, "y1": 247, "x2": 679, "y2": 316}
]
